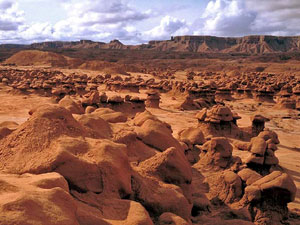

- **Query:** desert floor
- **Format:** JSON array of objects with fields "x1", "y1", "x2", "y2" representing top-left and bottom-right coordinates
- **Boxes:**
[{"x1": 0, "y1": 67, "x2": 299, "y2": 214}]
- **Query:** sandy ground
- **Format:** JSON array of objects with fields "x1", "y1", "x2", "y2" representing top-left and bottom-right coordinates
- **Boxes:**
[
  {"x1": 0, "y1": 84, "x2": 53, "y2": 125},
  {"x1": 0, "y1": 73, "x2": 299, "y2": 213}
]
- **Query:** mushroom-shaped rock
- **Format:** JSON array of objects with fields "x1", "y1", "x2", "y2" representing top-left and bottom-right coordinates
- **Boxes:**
[
  {"x1": 208, "y1": 105, "x2": 233, "y2": 122},
  {"x1": 196, "y1": 105, "x2": 242, "y2": 138},
  {"x1": 194, "y1": 137, "x2": 233, "y2": 170},
  {"x1": 145, "y1": 89, "x2": 160, "y2": 108},
  {"x1": 249, "y1": 171, "x2": 297, "y2": 202},
  {"x1": 241, "y1": 171, "x2": 297, "y2": 225},
  {"x1": 251, "y1": 115, "x2": 270, "y2": 136}
]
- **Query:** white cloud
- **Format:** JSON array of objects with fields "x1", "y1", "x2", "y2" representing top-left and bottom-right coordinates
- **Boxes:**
[
  {"x1": 19, "y1": 22, "x2": 54, "y2": 42},
  {"x1": 193, "y1": 0, "x2": 256, "y2": 36},
  {"x1": 0, "y1": 0, "x2": 24, "y2": 31},
  {"x1": 63, "y1": 0, "x2": 150, "y2": 24},
  {"x1": 50, "y1": 0, "x2": 151, "y2": 42},
  {"x1": 143, "y1": 16, "x2": 190, "y2": 40},
  {"x1": 0, "y1": 0, "x2": 152, "y2": 44},
  {"x1": 246, "y1": 0, "x2": 300, "y2": 35},
  {"x1": 193, "y1": 0, "x2": 300, "y2": 37},
  {"x1": 1, "y1": 0, "x2": 300, "y2": 44}
]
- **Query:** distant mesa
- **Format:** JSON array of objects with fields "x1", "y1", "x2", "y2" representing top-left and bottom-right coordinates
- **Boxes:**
[
  {"x1": 30, "y1": 39, "x2": 128, "y2": 50},
  {"x1": 24, "y1": 35, "x2": 300, "y2": 54}
]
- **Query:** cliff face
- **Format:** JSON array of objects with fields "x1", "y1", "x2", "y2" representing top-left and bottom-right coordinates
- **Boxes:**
[
  {"x1": 30, "y1": 39, "x2": 128, "y2": 50},
  {"x1": 143, "y1": 35, "x2": 300, "y2": 54},
  {"x1": 28, "y1": 35, "x2": 300, "y2": 54}
]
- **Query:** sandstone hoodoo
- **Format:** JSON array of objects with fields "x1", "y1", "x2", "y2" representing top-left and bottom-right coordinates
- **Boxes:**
[
  {"x1": 145, "y1": 89, "x2": 161, "y2": 108},
  {"x1": 0, "y1": 30, "x2": 300, "y2": 225},
  {"x1": 276, "y1": 87, "x2": 296, "y2": 109},
  {"x1": 194, "y1": 137, "x2": 235, "y2": 171},
  {"x1": 196, "y1": 105, "x2": 243, "y2": 138},
  {"x1": 250, "y1": 114, "x2": 270, "y2": 136},
  {"x1": 254, "y1": 86, "x2": 275, "y2": 103},
  {"x1": 215, "y1": 86, "x2": 233, "y2": 102}
]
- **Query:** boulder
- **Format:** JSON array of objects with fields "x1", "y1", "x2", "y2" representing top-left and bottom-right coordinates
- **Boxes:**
[
  {"x1": 241, "y1": 171, "x2": 297, "y2": 224},
  {"x1": 135, "y1": 119, "x2": 182, "y2": 152},
  {"x1": 258, "y1": 130, "x2": 279, "y2": 144},
  {"x1": 0, "y1": 127, "x2": 13, "y2": 140},
  {"x1": 245, "y1": 154, "x2": 264, "y2": 165},
  {"x1": 158, "y1": 212, "x2": 190, "y2": 225},
  {"x1": 96, "y1": 112, "x2": 127, "y2": 123},
  {"x1": 241, "y1": 171, "x2": 296, "y2": 206},
  {"x1": 204, "y1": 170, "x2": 243, "y2": 204},
  {"x1": 131, "y1": 171, "x2": 192, "y2": 221},
  {"x1": 82, "y1": 91, "x2": 100, "y2": 106},
  {"x1": 59, "y1": 95, "x2": 84, "y2": 114},
  {"x1": 233, "y1": 140, "x2": 251, "y2": 151},
  {"x1": 0, "y1": 105, "x2": 132, "y2": 197},
  {"x1": 76, "y1": 113, "x2": 112, "y2": 138},
  {"x1": 138, "y1": 147, "x2": 192, "y2": 186},
  {"x1": 85, "y1": 106, "x2": 96, "y2": 114},
  {"x1": 194, "y1": 137, "x2": 233, "y2": 170},
  {"x1": 250, "y1": 137, "x2": 267, "y2": 156},
  {"x1": 73, "y1": 192, "x2": 154, "y2": 225},
  {"x1": 238, "y1": 168, "x2": 263, "y2": 186},
  {"x1": 0, "y1": 172, "x2": 79, "y2": 225},
  {"x1": 264, "y1": 149, "x2": 279, "y2": 165},
  {"x1": 178, "y1": 127, "x2": 205, "y2": 148}
]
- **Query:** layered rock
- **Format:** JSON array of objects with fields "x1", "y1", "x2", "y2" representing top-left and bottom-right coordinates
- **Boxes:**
[
  {"x1": 196, "y1": 105, "x2": 242, "y2": 138},
  {"x1": 145, "y1": 89, "x2": 160, "y2": 108}
]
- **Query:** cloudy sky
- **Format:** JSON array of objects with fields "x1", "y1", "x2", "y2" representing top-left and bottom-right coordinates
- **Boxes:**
[{"x1": 1, "y1": 0, "x2": 300, "y2": 44}]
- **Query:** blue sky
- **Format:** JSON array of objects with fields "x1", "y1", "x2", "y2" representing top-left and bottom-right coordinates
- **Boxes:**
[{"x1": 1, "y1": 0, "x2": 300, "y2": 44}]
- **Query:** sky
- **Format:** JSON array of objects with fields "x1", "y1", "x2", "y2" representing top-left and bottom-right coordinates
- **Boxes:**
[{"x1": 1, "y1": 0, "x2": 300, "y2": 44}]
